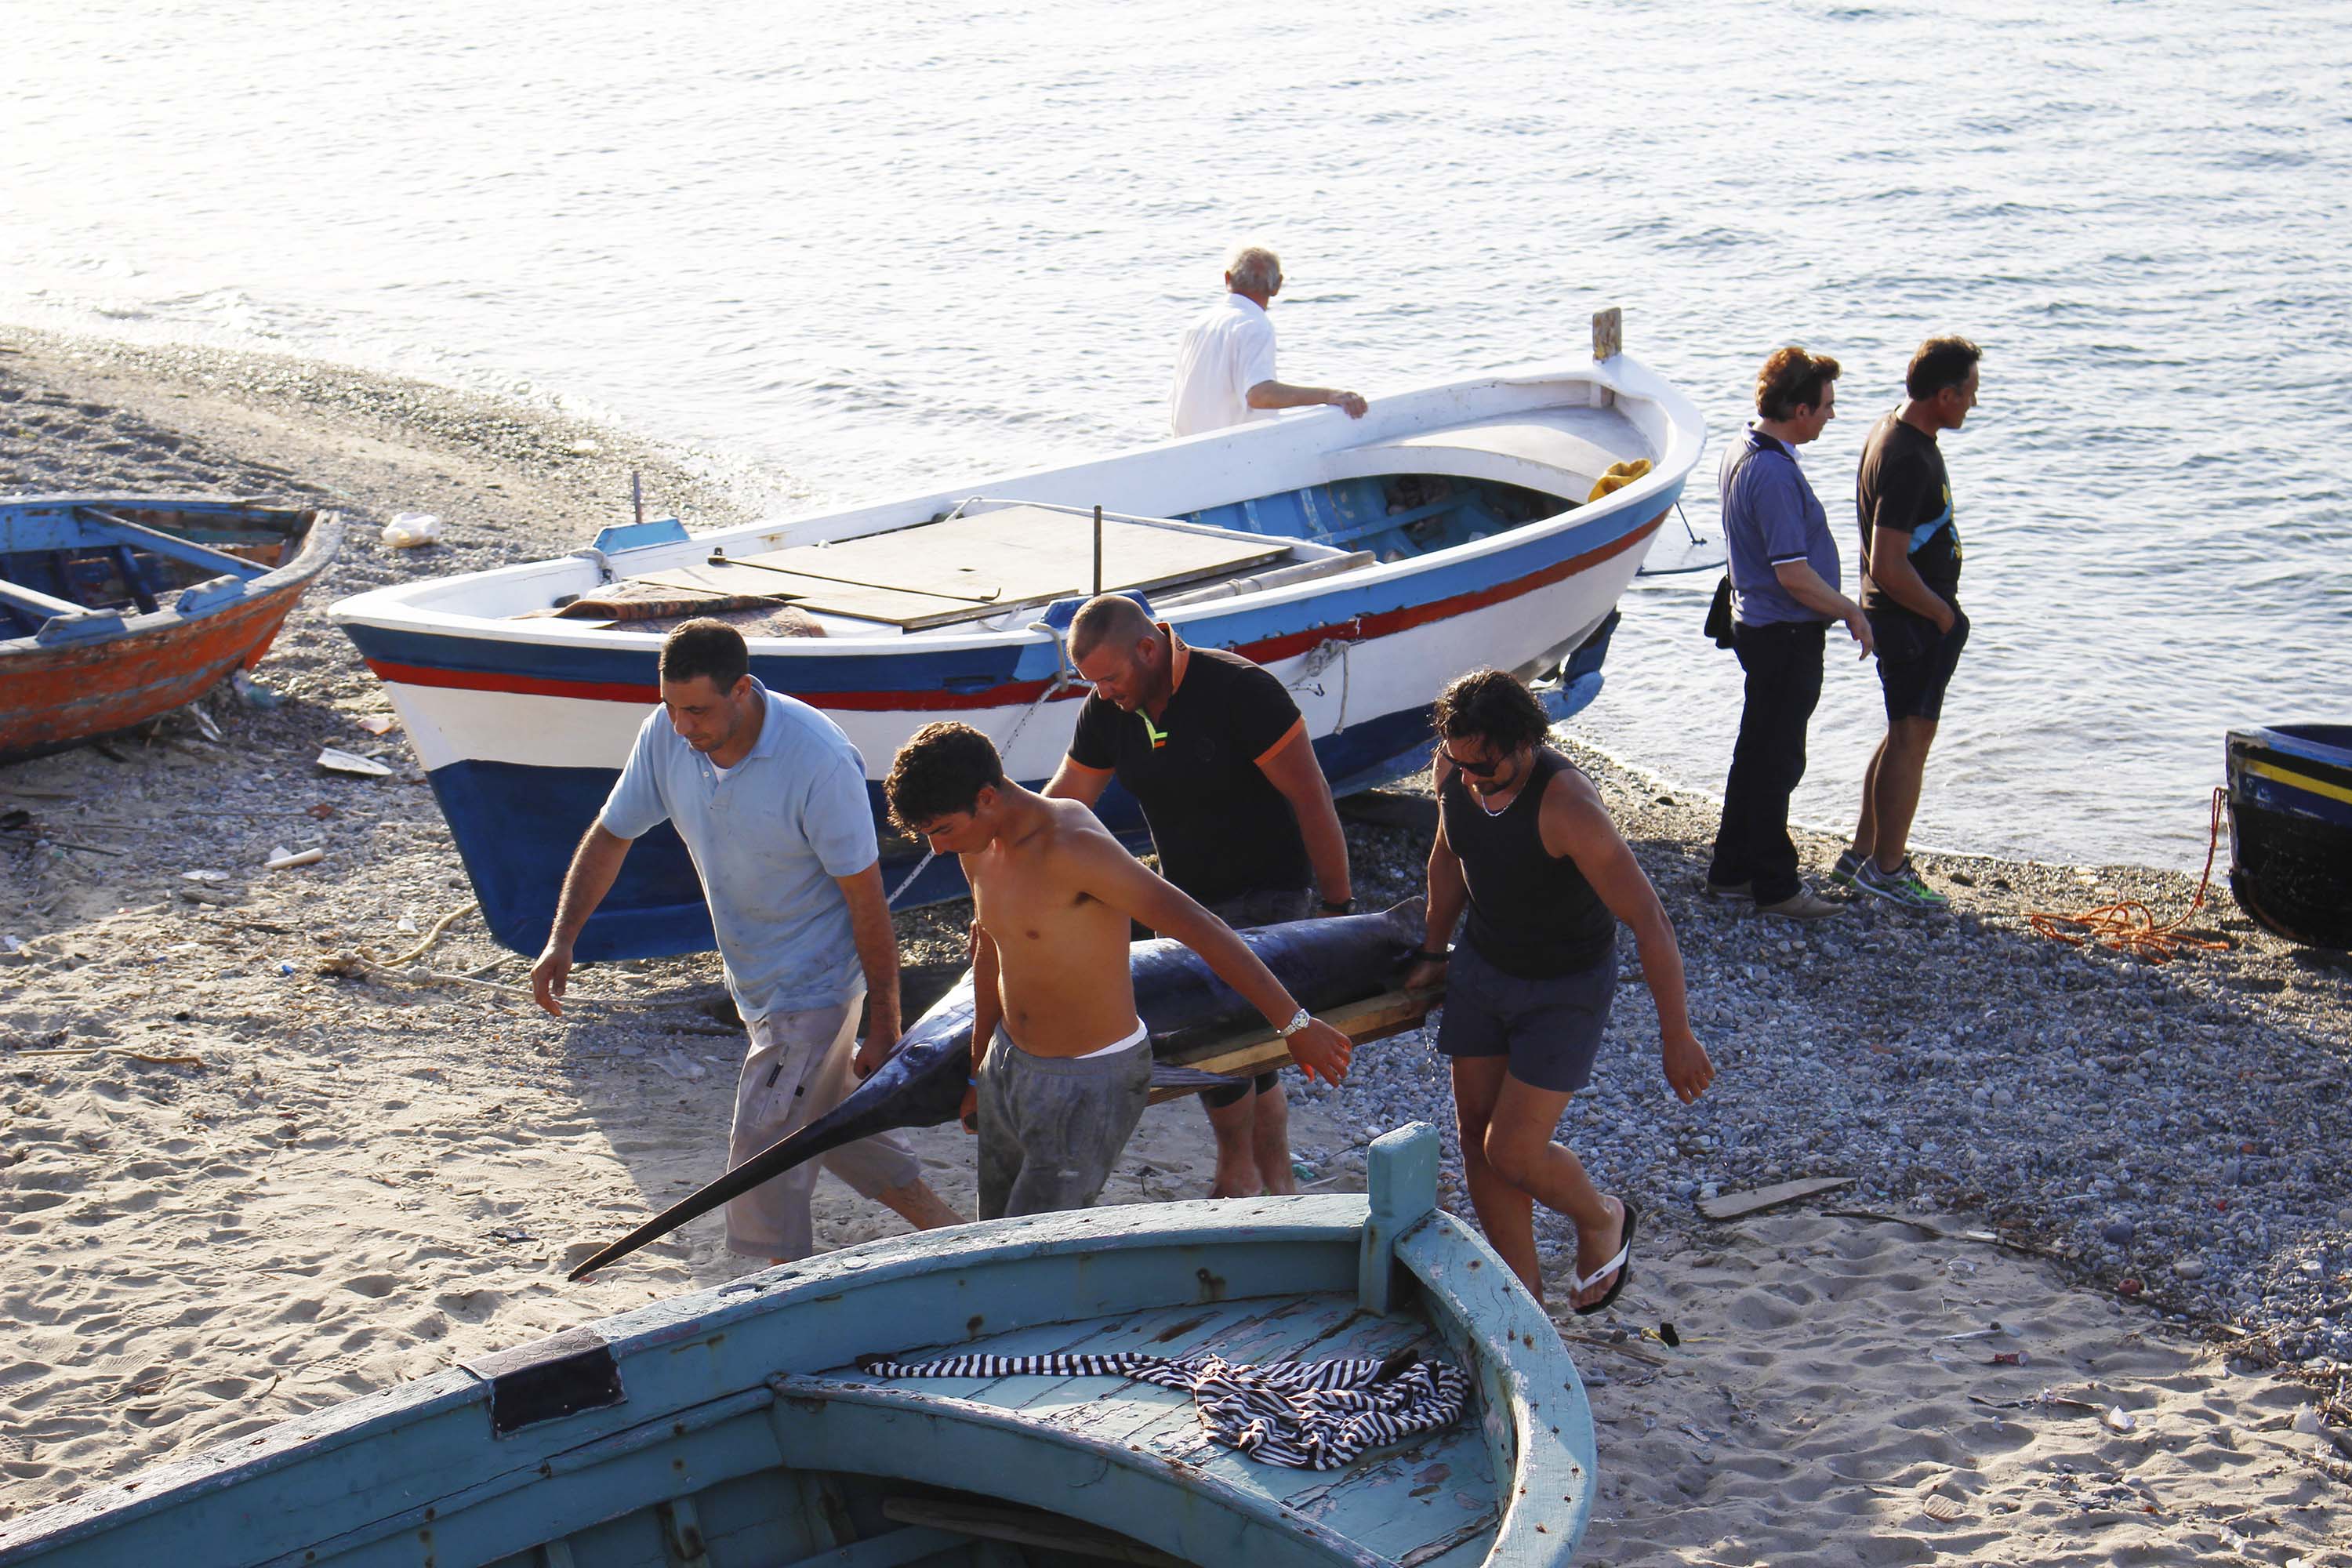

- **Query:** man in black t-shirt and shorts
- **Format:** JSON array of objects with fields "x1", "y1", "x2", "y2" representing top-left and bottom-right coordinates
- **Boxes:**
[
  {"x1": 1044, "y1": 593, "x2": 1355, "y2": 1199},
  {"x1": 1834, "y1": 336, "x2": 1983, "y2": 913}
]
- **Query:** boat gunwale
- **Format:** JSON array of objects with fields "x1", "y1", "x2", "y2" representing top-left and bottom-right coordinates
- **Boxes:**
[
  {"x1": 0, "y1": 496, "x2": 343, "y2": 657},
  {"x1": 0, "y1": 1194, "x2": 1589, "y2": 1568},
  {"x1": 326, "y1": 359, "x2": 1702, "y2": 663}
]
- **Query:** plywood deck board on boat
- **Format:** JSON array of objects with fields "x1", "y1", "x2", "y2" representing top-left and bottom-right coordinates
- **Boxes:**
[{"x1": 635, "y1": 507, "x2": 1290, "y2": 630}]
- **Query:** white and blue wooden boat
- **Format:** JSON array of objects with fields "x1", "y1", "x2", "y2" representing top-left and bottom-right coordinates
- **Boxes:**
[
  {"x1": 330, "y1": 354, "x2": 1701, "y2": 958},
  {"x1": 2, "y1": 496, "x2": 340, "y2": 760},
  {"x1": 2226, "y1": 724, "x2": 2352, "y2": 951},
  {"x1": 0, "y1": 1126, "x2": 1597, "y2": 1568}
]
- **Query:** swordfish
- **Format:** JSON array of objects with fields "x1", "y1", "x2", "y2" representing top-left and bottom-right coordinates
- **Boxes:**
[{"x1": 569, "y1": 899, "x2": 1426, "y2": 1278}]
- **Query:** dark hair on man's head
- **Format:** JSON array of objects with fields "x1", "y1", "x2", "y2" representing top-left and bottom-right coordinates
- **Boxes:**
[
  {"x1": 1906, "y1": 336, "x2": 1982, "y2": 401},
  {"x1": 1754, "y1": 346, "x2": 1842, "y2": 422},
  {"x1": 659, "y1": 619, "x2": 750, "y2": 692},
  {"x1": 885, "y1": 722, "x2": 1007, "y2": 833},
  {"x1": 1068, "y1": 593, "x2": 1158, "y2": 662},
  {"x1": 1432, "y1": 668, "x2": 1551, "y2": 757}
]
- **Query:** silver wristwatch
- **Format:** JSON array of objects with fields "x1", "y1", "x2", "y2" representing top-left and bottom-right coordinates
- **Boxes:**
[{"x1": 1276, "y1": 1007, "x2": 1312, "y2": 1038}]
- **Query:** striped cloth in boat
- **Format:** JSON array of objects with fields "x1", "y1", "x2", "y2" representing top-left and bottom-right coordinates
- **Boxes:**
[{"x1": 852, "y1": 1345, "x2": 1468, "y2": 1469}]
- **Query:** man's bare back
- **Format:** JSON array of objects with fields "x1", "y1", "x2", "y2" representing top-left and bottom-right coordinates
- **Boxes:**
[{"x1": 967, "y1": 795, "x2": 1144, "y2": 1057}]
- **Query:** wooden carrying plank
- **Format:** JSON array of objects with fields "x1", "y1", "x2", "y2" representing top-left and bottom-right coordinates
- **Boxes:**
[
  {"x1": 1147, "y1": 989, "x2": 1438, "y2": 1104},
  {"x1": 1695, "y1": 1175, "x2": 1856, "y2": 1222},
  {"x1": 637, "y1": 508, "x2": 1290, "y2": 630}
]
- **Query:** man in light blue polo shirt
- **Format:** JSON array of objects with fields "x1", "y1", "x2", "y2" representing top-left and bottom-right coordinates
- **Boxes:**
[
  {"x1": 1704, "y1": 346, "x2": 1874, "y2": 921},
  {"x1": 530, "y1": 619, "x2": 961, "y2": 1263}
]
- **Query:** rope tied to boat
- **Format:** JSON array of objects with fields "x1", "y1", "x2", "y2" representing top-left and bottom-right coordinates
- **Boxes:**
[
  {"x1": 1287, "y1": 615, "x2": 1362, "y2": 731},
  {"x1": 2024, "y1": 787, "x2": 2232, "y2": 964},
  {"x1": 852, "y1": 1346, "x2": 1468, "y2": 1469}
]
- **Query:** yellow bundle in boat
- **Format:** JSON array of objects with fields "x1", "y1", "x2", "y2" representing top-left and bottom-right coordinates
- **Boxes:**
[{"x1": 1586, "y1": 459, "x2": 1653, "y2": 503}]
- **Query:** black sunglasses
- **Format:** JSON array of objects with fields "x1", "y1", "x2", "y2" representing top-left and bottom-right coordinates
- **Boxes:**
[{"x1": 1440, "y1": 749, "x2": 1504, "y2": 779}]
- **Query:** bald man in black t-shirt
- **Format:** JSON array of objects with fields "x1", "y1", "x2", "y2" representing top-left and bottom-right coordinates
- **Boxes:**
[{"x1": 1044, "y1": 593, "x2": 1354, "y2": 1200}]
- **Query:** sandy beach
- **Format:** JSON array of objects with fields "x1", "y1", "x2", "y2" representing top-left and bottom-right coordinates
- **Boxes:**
[{"x1": 3, "y1": 330, "x2": 2348, "y2": 1563}]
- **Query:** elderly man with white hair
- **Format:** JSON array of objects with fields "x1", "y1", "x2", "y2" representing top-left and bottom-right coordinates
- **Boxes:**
[{"x1": 1169, "y1": 244, "x2": 1368, "y2": 437}]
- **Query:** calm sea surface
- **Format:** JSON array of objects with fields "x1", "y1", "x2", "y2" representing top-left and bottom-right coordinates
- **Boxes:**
[{"x1": 6, "y1": 1, "x2": 2347, "y2": 869}]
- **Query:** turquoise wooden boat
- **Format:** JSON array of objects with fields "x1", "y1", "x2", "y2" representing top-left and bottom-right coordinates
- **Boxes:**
[{"x1": 0, "y1": 1127, "x2": 1596, "y2": 1568}]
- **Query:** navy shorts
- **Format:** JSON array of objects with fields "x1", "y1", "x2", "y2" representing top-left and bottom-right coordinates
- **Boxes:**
[
  {"x1": 1435, "y1": 941, "x2": 1617, "y2": 1094},
  {"x1": 1870, "y1": 602, "x2": 1969, "y2": 723}
]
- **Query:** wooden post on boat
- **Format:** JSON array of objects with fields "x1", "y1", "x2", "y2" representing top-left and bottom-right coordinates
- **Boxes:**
[
  {"x1": 1360, "y1": 1122, "x2": 1438, "y2": 1314},
  {"x1": 1092, "y1": 505, "x2": 1104, "y2": 597},
  {"x1": 631, "y1": 470, "x2": 644, "y2": 529},
  {"x1": 1592, "y1": 306, "x2": 1622, "y2": 361}
]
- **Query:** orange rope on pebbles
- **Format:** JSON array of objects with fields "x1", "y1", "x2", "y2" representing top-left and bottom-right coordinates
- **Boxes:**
[{"x1": 2025, "y1": 789, "x2": 2233, "y2": 964}]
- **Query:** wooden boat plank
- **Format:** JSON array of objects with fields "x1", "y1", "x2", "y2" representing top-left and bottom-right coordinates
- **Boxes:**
[
  {"x1": 857, "y1": 1296, "x2": 1314, "y2": 1437},
  {"x1": 1100, "y1": 1314, "x2": 1501, "y2": 1539},
  {"x1": 1152, "y1": 989, "x2": 1437, "y2": 1102},
  {"x1": 1029, "y1": 1293, "x2": 1371, "y2": 1450},
  {"x1": 757, "y1": 506, "x2": 1289, "y2": 598},
  {"x1": 76, "y1": 506, "x2": 270, "y2": 582},
  {"x1": 630, "y1": 560, "x2": 964, "y2": 627},
  {"x1": 637, "y1": 510, "x2": 1290, "y2": 632},
  {"x1": 0, "y1": 576, "x2": 86, "y2": 620},
  {"x1": 1023, "y1": 1298, "x2": 1464, "y2": 1512},
  {"x1": 850, "y1": 1298, "x2": 1244, "y2": 1410},
  {"x1": 764, "y1": 1377, "x2": 1388, "y2": 1568}
]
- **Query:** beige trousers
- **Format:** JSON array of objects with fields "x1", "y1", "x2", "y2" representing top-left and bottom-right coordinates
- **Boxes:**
[{"x1": 724, "y1": 992, "x2": 921, "y2": 1261}]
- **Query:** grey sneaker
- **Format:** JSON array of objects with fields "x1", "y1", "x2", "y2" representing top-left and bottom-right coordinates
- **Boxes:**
[
  {"x1": 1701, "y1": 877, "x2": 1754, "y2": 901},
  {"x1": 1855, "y1": 856, "x2": 1951, "y2": 913},
  {"x1": 1828, "y1": 848, "x2": 1867, "y2": 890},
  {"x1": 1756, "y1": 887, "x2": 1842, "y2": 920}
]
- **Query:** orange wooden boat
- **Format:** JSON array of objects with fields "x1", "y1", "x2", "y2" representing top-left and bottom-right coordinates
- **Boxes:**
[{"x1": 0, "y1": 495, "x2": 342, "y2": 760}]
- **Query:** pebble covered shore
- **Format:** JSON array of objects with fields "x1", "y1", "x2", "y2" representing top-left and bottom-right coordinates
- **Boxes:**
[
  {"x1": 5, "y1": 327, "x2": 2348, "y2": 1479},
  {"x1": 1293, "y1": 779, "x2": 2352, "y2": 1377}
]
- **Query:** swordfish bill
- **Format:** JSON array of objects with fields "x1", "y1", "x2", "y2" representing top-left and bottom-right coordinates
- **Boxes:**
[{"x1": 568, "y1": 899, "x2": 1425, "y2": 1278}]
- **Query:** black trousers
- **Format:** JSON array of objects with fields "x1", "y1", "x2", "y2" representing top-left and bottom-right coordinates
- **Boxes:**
[{"x1": 1708, "y1": 619, "x2": 1826, "y2": 905}]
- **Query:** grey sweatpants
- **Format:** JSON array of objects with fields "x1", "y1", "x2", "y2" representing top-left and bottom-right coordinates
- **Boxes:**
[
  {"x1": 976, "y1": 1024, "x2": 1152, "y2": 1219},
  {"x1": 725, "y1": 993, "x2": 921, "y2": 1261}
]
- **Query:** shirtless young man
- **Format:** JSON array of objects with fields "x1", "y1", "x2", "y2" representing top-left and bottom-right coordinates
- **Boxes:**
[{"x1": 884, "y1": 722, "x2": 1356, "y2": 1219}]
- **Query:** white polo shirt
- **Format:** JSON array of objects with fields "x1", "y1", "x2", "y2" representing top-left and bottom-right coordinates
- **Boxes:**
[{"x1": 1170, "y1": 293, "x2": 1279, "y2": 436}]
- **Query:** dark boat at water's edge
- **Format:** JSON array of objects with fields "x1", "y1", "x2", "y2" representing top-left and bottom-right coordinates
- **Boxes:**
[
  {"x1": 0, "y1": 495, "x2": 341, "y2": 761},
  {"x1": 2226, "y1": 725, "x2": 2352, "y2": 952}
]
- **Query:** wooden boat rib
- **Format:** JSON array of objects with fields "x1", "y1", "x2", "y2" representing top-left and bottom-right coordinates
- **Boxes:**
[
  {"x1": 2225, "y1": 724, "x2": 2352, "y2": 950},
  {"x1": 0, "y1": 1127, "x2": 1596, "y2": 1568},
  {"x1": 330, "y1": 354, "x2": 1703, "y2": 958},
  {"x1": 0, "y1": 495, "x2": 341, "y2": 760}
]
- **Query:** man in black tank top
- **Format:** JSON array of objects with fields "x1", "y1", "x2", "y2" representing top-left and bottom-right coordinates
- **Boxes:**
[{"x1": 1402, "y1": 670, "x2": 1715, "y2": 1313}]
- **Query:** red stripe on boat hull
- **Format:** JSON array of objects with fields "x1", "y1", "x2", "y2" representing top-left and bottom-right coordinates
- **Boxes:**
[{"x1": 365, "y1": 514, "x2": 1664, "y2": 710}]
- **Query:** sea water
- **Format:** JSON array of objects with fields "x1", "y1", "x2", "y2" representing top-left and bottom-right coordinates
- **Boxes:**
[{"x1": 5, "y1": 0, "x2": 2346, "y2": 870}]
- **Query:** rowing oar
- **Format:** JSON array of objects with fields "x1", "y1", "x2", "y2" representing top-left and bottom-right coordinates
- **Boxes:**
[{"x1": 706, "y1": 548, "x2": 1002, "y2": 604}]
